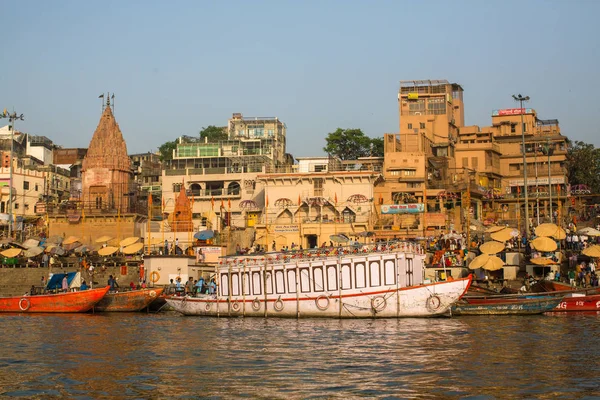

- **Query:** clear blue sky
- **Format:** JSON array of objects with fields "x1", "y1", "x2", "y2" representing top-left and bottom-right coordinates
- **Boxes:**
[{"x1": 2, "y1": 0, "x2": 599, "y2": 156}]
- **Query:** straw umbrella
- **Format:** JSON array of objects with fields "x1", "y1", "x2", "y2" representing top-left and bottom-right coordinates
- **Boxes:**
[
  {"x1": 490, "y1": 227, "x2": 516, "y2": 243},
  {"x1": 485, "y1": 226, "x2": 505, "y2": 233},
  {"x1": 469, "y1": 254, "x2": 491, "y2": 270},
  {"x1": 483, "y1": 256, "x2": 505, "y2": 271},
  {"x1": 535, "y1": 223, "x2": 559, "y2": 238},
  {"x1": 531, "y1": 237, "x2": 558, "y2": 252},
  {"x1": 479, "y1": 241, "x2": 505, "y2": 255}
]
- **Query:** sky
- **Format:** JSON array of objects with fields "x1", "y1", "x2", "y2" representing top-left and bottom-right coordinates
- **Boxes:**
[{"x1": 2, "y1": 0, "x2": 599, "y2": 157}]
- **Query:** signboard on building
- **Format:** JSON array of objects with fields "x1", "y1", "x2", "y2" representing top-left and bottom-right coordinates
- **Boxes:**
[
  {"x1": 492, "y1": 108, "x2": 533, "y2": 116},
  {"x1": 508, "y1": 177, "x2": 565, "y2": 186},
  {"x1": 381, "y1": 204, "x2": 424, "y2": 214},
  {"x1": 272, "y1": 224, "x2": 300, "y2": 233}
]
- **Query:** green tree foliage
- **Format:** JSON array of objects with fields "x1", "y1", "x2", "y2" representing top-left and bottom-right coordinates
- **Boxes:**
[
  {"x1": 158, "y1": 140, "x2": 177, "y2": 161},
  {"x1": 566, "y1": 140, "x2": 600, "y2": 193},
  {"x1": 323, "y1": 128, "x2": 382, "y2": 160},
  {"x1": 200, "y1": 125, "x2": 228, "y2": 142},
  {"x1": 370, "y1": 137, "x2": 384, "y2": 157}
]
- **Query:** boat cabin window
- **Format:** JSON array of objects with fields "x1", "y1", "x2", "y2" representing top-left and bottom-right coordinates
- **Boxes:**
[
  {"x1": 355, "y1": 262, "x2": 367, "y2": 289},
  {"x1": 326, "y1": 265, "x2": 338, "y2": 291},
  {"x1": 370, "y1": 261, "x2": 381, "y2": 287},
  {"x1": 220, "y1": 273, "x2": 229, "y2": 296},
  {"x1": 287, "y1": 269, "x2": 297, "y2": 293},
  {"x1": 252, "y1": 271, "x2": 262, "y2": 295},
  {"x1": 265, "y1": 271, "x2": 274, "y2": 294},
  {"x1": 242, "y1": 272, "x2": 251, "y2": 295},
  {"x1": 300, "y1": 268, "x2": 311, "y2": 293},
  {"x1": 231, "y1": 273, "x2": 241, "y2": 296},
  {"x1": 384, "y1": 259, "x2": 396, "y2": 286},
  {"x1": 275, "y1": 270, "x2": 286, "y2": 294},
  {"x1": 340, "y1": 263, "x2": 352, "y2": 290},
  {"x1": 313, "y1": 267, "x2": 325, "y2": 292}
]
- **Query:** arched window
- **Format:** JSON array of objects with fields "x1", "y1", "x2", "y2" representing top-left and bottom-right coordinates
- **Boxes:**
[
  {"x1": 190, "y1": 183, "x2": 201, "y2": 196},
  {"x1": 228, "y1": 182, "x2": 241, "y2": 195}
]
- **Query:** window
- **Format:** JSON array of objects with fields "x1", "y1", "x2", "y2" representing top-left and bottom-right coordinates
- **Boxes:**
[
  {"x1": 14, "y1": 203, "x2": 19, "y2": 210},
  {"x1": 313, "y1": 178, "x2": 323, "y2": 196},
  {"x1": 403, "y1": 170, "x2": 416, "y2": 176},
  {"x1": 407, "y1": 123, "x2": 413, "y2": 129},
  {"x1": 511, "y1": 124, "x2": 516, "y2": 133},
  {"x1": 420, "y1": 122, "x2": 426, "y2": 129},
  {"x1": 471, "y1": 157, "x2": 478, "y2": 169},
  {"x1": 35, "y1": 184, "x2": 38, "y2": 192},
  {"x1": 523, "y1": 123, "x2": 527, "y2": 133},
  {"x1": 462, "y1": 157, "x2": 468, "y2": 167},
  {"x1": 23, "y1": 181, "x2": 29, "y2": 190},
  {"x1": 427, "y1": 97, "x2": 446, "y2": 115},
  {"x1": 408, "y1": 99, "x2": 425, "y2": 115}
]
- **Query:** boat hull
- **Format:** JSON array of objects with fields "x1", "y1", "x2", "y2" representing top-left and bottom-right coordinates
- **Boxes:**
[
  {"x1": 552, "y1": 293, "x2": 600, "y2": 312},
  {"x1": 94, "y1": 288, "x2": 164, "y2": 312},
  {"x1": 166, "y1": 276, "x2": 472, "y2": 318},
  {"x1": 0, "y1": 286, "x2": 110, "y2": 313},
  {"x1": 452, "y1": 297, "x2": 563, "y2": 315}
]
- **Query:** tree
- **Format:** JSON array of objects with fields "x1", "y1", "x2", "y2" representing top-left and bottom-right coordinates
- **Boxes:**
[
  {"x1": 323, "y1": 128, "x2": 373, "y2": 160},
  {"x1": 565, "y1": 140, "x2": 600, "y2": 194},
  {"x1": 370, "y1": 137, "x2": 384, "y2": 157},
  {"x1": 200, "y1": 125, "x2": 228, "y2": 142},
  {"x1": 158, "y1": 140, "x2": 177, "y2": 162}
]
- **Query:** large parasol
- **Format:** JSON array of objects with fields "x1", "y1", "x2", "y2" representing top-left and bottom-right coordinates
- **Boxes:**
[
  {"x1": 24, "y1": 246, "x2": 44, "y2": 258},
  {"x1": 479, "y1": 241, "x2": 505, "y2": 255},
  {"x1": 469, "y1": 254, "x2": 491, "y2": 270},
  {"x1": 583, "y1": 245, "x2": 600, "y2": 258},
  {"x1": 535, "y1": 223, "x2": 559, "y2": 238},
  {"x1": 120, "y1": 237, "x2": 140, "y2": 247},
  {"x1": 98, "y1": 246, "x2": 119, "y2": 256},
  {"x1": 490, "y1": 227, "x2": 518, "y2": 242},
  {"x1": 122, "y1": 242, "x2": 144, "y2": 255},
  {"x1": 1, "y1": 248, "x2": 22, "y2": 258},
  {"x1": 531, "y1": 237, "x2": 558, "y2": 252},
  {"x1": 485, "y1": 226, "x2": 505, "y2": 233},
  {"x1": 95, "y1": 235, "x2": 113, "y2": 243},
  {"x1": 63, "y1": 236, "x2": 80, "y2": 245},
  {"x1": 483, "y1": 256, "x2": 505, "y2": 271},
  {"x1": 530, "y1": 257, "x2": 557, "y2": 266}
]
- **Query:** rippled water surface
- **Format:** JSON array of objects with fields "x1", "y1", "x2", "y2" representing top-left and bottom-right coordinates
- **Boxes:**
[{"x1": 1, "y1": 312, "x2": 600, "y2": 399}]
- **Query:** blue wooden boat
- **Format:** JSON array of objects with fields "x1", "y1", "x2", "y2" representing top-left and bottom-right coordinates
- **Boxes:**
[{"x1": 451, "y1": 297, "x2": 563, "y2": 316}]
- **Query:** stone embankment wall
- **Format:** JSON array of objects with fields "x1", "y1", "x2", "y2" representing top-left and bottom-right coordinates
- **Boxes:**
[{"x1": 0, "y1": 264, "x2": 146, "y2": 297}]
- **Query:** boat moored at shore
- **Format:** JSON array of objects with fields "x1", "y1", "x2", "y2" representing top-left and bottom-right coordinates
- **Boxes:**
[
  {"x1": 166, "y1": 242, "x2": 473, "y2": 318},
  {"x1": 0, "y1": 286, "x2": 110, "y2": 313}
]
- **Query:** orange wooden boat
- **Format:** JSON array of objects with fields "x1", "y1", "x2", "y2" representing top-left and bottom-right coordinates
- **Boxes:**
[
  {"x1": 0, "y1": 286, "x2": 110, "y2": 313},
  {"x1": 93, "y1": 288, "x2": 164, "y2": 312}
]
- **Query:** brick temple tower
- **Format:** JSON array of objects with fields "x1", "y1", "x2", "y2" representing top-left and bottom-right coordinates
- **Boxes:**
[
  {"x1": 81, "y1": 94, "x2": 132, "y2": 213},
  {"x1": 172, "y1": 184, "x2": 193, "y2": 232}
]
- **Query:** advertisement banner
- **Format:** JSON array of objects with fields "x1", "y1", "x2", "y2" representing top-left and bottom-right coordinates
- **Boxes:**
[
  {"x1": 381, "y1": 204, "x2": 424, "y2": 214},
  {"x1": 272, "y1": 224, "x2": 300, "y2": 233},
  {"x1": 492, "y1": 108, "x2": 533, "y2": 116}
]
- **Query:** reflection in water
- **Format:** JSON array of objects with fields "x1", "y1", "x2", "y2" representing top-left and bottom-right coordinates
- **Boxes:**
[{"x1": 0, "y1": 313, "x2": 599, "y2": 398}]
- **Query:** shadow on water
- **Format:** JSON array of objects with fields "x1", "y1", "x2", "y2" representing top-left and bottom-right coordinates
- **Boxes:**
[{"x1": 0, "y1": 312, "x2": 599, "y2": 399}]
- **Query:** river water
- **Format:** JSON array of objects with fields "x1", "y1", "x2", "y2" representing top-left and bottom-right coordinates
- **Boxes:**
[{"x1": 1, "y1": 312, "x2": 599, "y2": 399}]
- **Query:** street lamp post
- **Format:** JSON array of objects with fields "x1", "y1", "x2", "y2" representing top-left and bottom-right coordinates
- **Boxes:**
[
  {"x1": 512, "y1": 94, "x2": 530, "y2": 238},
  {"x1": 1, "y1": 110, "x2": 25, "y2": 238}
]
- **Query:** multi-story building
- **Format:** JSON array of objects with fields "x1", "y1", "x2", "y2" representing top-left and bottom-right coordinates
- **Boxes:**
[
  {"x1": 255, "y1": 156, "x2": 380, "y2": 250},
  {"x1": 376, "y1": 79, "x2": 569, "y2": 240},
  {"x1": 130, "y1": 152, "x2": 162, "y2": 195},
  {"x1": 160, "y1": 113, "x2": 292, "y2": 247}
]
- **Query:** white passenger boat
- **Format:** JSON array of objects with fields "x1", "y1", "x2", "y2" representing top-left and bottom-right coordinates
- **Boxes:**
[{"x1": 166, "y1": 242, "x2": 472, "y2": 318}]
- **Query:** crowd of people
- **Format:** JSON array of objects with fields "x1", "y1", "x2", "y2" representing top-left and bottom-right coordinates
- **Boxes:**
[{"x1": 166, "y1": 276, "x2": 216, "y2": 296}]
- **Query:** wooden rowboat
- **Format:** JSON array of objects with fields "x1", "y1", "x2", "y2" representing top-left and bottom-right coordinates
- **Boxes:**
[
  {"x1": 0, "y1": 286, "x2": 110, "y2": 313},
  {"x1": 94, "y1": 288, "x2": 164, "y2": 312},
  {"x1": 452, "y1": 297, "x2": 563, "y2": 316}
]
